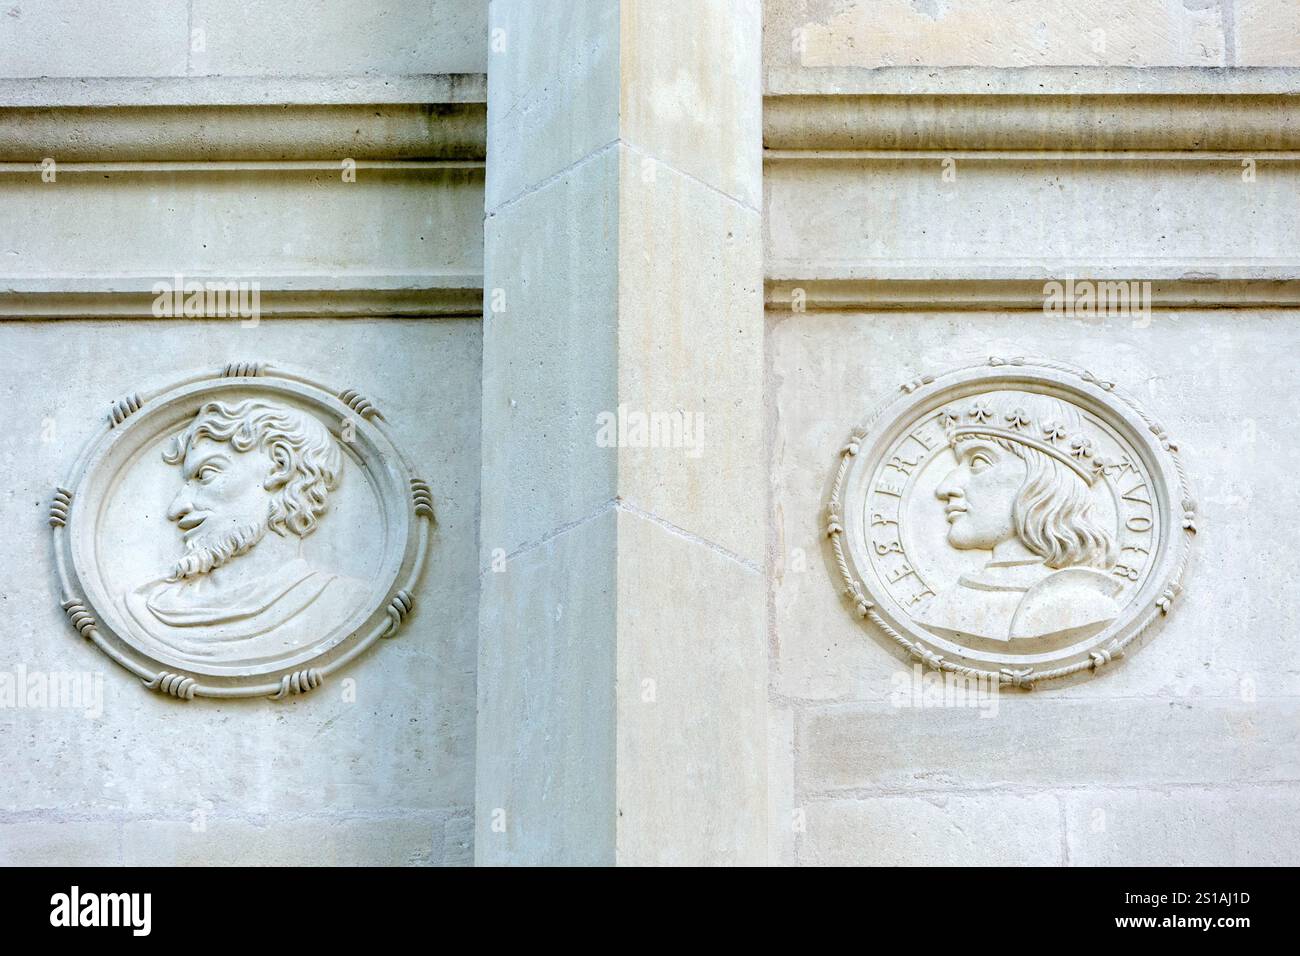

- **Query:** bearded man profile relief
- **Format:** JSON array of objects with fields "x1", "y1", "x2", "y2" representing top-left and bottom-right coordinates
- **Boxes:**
[
  {"x1": 914, "y1": 391, "x2": 1124, "y2": 644},
  {"x1": 123, "y1": 399, "x2": 369, "y2": 662}
]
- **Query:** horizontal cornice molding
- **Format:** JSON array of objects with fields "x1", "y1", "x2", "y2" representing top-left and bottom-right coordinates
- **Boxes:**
[
  {"x1": 0, "y1": 102, "x2": 486, "y2": 162},
  {"x1": 766, "y1": 262, "x2": 1300, "y2": 311},
  {"x1": 766, "y1": 91, "x2": 1300, "y2": 153},
  {"x1": 0, "y1": 274, "x2": 484, "y2": 319}
]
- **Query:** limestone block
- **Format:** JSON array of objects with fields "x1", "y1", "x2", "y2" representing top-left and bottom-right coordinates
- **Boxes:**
[
  {"x1": 617, "y1": 150, "x2": 764, "y2": 561},
  {"x1": 0, "y1": 820, "x2": 123, "y2": 865},
  {"x1": 190, "y1": 0, "x2": 487, "y2": 76},
  {"x1": 1235, "y1": 0, "x2": 1300, "y2": 67},
  {"x1": 123, "y1": 815, "x2": 441, "y2": 866},
  {"x1": 767, "y1": 703, "x2": 796, "y2": 866},
  {"x1": 484, "y1": 0, "x2": 620, "y2": 210},
  {"x1": 0, "y1": 319, "x2": 479, "y2": 844},
  {"x1": 442, "y1": 812, "x2": 474, "y2": 866},
  {"x1": 1063, "y1": 786, "x2": 1300, "y2": 865},
  {"x1": 798, "y1": 697, "x2": 1300, "y2": 794},
  {"x1": 770, "y1": 309, "x2": 1300, "y2": 701},
  {"x1": 614, "y1": 509, "x2": 766, "y2": 865},
  {"x1": 476, "y1": 507, "x2": 767, "y2": 866},
  {"x1": 766, "y1": 157, "x2": 1300, "y2": 268},
  {"x1": 476, "y1": 507, "x2": 618, "y2": 865},
  {"x1": 0, "y1": 166, "x2": 484, "y2": 282},
  {"x1": 764, "y1": 0, "x2": 1225, "y2": 74},
  {"x1": 0, "y1": 1, "x2": 188, "y2": 78},
  {"x1": 622, "y1": 0, "x2": 761, "y2": 209},
  {"x1": 801, "y1": 793, "x2": 1062, "y2": 866},
  {"x1": 480, "y1": 146, "x2": 619, "y2": 558}
]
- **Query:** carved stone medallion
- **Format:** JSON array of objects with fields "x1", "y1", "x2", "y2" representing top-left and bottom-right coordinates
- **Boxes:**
[
  {"x1": 827, "y1": 358, "x2": 1195, "y2": 688},
  {"x1": 51, "y1": 363, "x2": 435, "y2": 700}
]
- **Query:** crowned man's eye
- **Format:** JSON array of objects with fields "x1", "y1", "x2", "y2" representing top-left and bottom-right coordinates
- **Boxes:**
[{"x1": 968, "y1": 452, "x2": 993, "y2": 473}]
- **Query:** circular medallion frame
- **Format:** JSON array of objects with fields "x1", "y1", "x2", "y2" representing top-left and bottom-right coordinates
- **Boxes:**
[
  {"x1": 827, "y1": 357, "x2": 1195, "y2": 689},
  {"x1": 50, "y1": 363, "x2": 436, "y2": 700}
]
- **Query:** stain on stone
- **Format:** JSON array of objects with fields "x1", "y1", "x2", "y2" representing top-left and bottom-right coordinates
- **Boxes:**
[{"x1": 910, "y1": 0, "x2": 950, "y2": 21}]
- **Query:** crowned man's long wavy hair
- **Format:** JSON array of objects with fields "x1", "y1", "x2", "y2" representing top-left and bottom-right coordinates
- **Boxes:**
[
  {"x1": 163, "y1": 398, "x2": 343, "y2": 540},
  {"x1": 958, "y1": 391, "x2": 1117, "y2": 570}
]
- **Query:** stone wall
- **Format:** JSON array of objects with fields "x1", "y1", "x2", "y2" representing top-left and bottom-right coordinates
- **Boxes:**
[
  {"x1": 1, "y1": 320, "x2": 481, "y2": 865},
  {"x1": 0, "y1": 1, "x2": 487, "y2": 865},
  {"x1": 763, "y1": 4, "x2": 1300, "y2": 866},
  {"x1": 1, "y1": 0, "x2": 485, "y2": 77},
  {"x1": 1, "y1": 0, "x2": 1296, "y2": 868},
  {"x1": 766, "y1": 0, "x2": 1300, "y2": 81},
  {"x1": 768, "y1": 307, "x2": 1300, "y2": 865}
]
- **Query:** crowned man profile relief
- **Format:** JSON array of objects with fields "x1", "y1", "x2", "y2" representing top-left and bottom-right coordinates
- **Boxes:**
[
  {"x1": 914, "y1": 391, "x2": 1124, "y2": 644},
  {"x1": 124, "y1": 399, "x2": 369, "y2": 663}
]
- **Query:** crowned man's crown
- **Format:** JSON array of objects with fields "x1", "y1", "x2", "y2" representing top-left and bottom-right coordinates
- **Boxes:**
[{"x1": 940, "y1": 399, "x2": 1105, "y2": 486}]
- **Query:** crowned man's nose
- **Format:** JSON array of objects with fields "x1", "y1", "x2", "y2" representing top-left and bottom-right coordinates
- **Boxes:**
[{"x1": 936, "y1": 471, "x2": 964, "y2": 501}]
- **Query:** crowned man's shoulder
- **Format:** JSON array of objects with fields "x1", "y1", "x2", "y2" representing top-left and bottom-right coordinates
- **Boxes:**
[{"x1": 1009, "y1": 567, "x2": 1124, "y2": 642}]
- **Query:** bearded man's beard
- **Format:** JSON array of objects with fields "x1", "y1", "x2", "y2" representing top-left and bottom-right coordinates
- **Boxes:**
[{"x1": 167, "y1": 519, "x2": 268, "y2": 582}]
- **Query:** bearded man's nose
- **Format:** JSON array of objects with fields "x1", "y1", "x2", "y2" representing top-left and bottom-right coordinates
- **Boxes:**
[{"x1": 166, "y1": 488, "x2": 193, "y2": 521}]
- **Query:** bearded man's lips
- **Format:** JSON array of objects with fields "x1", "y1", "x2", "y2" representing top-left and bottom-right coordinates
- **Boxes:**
[{"x1": 176, "y1": 512, "x2": 210, "y2": 536}]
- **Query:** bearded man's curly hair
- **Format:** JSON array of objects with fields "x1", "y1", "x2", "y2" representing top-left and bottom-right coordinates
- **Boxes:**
[{"x1": 163, "y1": 399, "x2": 343, "y2": 538}]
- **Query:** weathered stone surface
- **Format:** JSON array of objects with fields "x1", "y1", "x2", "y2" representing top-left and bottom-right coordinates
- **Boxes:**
[
  {"x1": 442, "y1": 811, "x2": 474, "y2": 866},
  {"x1": 487, "y1": 0, "x2": 762, "y2": 210},
  {"x1": 766, "y1": 157, "x2": 1300, "y2": 269},
  {"x1": 0, "y1": 820, "x2": 123, "y2": 865},
  {"x1": 1235, "y1": 0, "x2": 1300, "y2": 67},
  {"x1": 0, "y1": 0, "x2": 486, "y2": 80},
  {"x1": 798, "y1": 698, "x2": 1300, "y2": 794},
  {"x1": 764, "y1": 91, "x2": 1300, "y2": 151},
  {"x1": 479, "y1": 145, "x2": 619, "y2": 560},
  {"x1": 484, "y1": 0, "x2": 620, "y2": 211},
  {"x1": 767, "y1": 703, "x2": 797, "y2": 866},
  {"x1": 618, "y1": 152, "x2": 763, "y2": 562},
  {"x1": 801, "y1": 793, "x2": 1062, "y2": 866},
  {"x1": 476, "y1": 508, "x2": 618, "y2": 865},
  {"x1": 0, "y1": 166, "x2": 483, "y2": 282},
  {"x1": 622, "y1": 0, "x2": 761, "y2": 210},
  {"x1": 615, "y1": 509, "x2": 766, "y2": 865},
  {"x1": 0, "y1": 0, "x2": 189, "y2": 78},
  {"x1": 124, "y1": 815, "x2": 441, "y2": 866},
  {"x1": 191, "y1": 0, "x2": 487, "y2": 76},
  {"x1": 0, "y1": 103, "x2": 487, "y2": 162},
  {"x1": 1064, "y1": 786, "x2": 1300, "y2": 865},
  {"x1": 765, "y1": 0, "x2": 1225, "y2": 75}
]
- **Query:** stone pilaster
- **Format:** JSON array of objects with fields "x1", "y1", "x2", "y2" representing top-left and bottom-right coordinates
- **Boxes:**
[{"x1": 476, "y1": 0, "x2": 765, "y2": 865}]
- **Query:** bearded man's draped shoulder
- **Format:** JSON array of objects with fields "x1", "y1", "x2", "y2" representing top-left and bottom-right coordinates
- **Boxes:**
[{"x1": 125, "y1": 559, "x2": 370, "y2": 661}]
